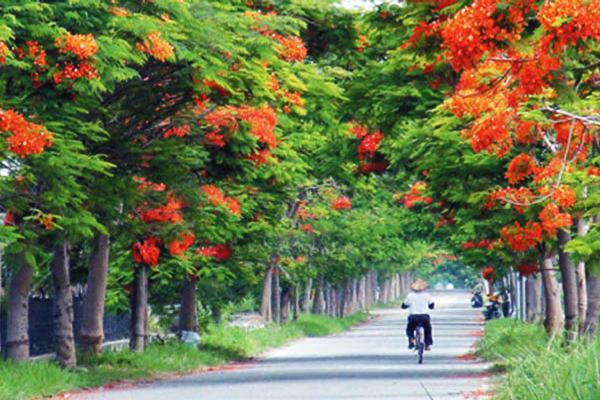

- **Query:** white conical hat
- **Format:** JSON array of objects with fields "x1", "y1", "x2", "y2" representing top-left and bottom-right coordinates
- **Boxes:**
[{"x1": 410, "y1": 277, "x2": 428, "y2": 292}]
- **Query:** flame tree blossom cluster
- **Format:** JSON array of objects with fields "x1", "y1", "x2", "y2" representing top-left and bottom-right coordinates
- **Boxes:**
[
  {"x1": 53, "y1": 33, "x2": 100, "y2": 83},
  {"x1": 0, "y1": 108, "x2": 53, "y2": 157},
  {"x1": 347, "y1": 122, "x2": 388, "y2": 174},
  {"x1": 198, "y1": 243, "x2": 233, "y2": 260},
  {"x1": 330, "y1": 196, "x2": 351, "y2": 210},
  {"x1": 394, "y1": 182, "x2": 432, "y2": 209},
  {"x1": 245, "y1": 10, "x2": 308, "y2": 63},
  {"x1": 401, "y1": 0, "x2": 600, "y2": 266},
  {"x1": 200, "y1": 184, "x2": 241, "y2": 216},
  {"x1": 203, "y1": 104, "x2": 279, "y2": 167},
  {"x1": 136, "y1": 30, "x2": 174, "y2": 62}
]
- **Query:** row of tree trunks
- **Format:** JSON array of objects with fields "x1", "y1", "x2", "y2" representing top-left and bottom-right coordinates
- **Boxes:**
[{"x1": 259, "y1": 268, "x2": 414, "y2": 322}]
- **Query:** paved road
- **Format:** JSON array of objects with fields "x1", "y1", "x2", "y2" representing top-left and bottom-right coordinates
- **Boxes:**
[{"x1": 75, "y1": 290, "x2": 490, "y2": 400}]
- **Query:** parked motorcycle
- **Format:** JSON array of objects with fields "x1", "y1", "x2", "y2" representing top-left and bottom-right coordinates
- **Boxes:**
[
  {"x1": 483, "y1": 295, "x2": 502, "y2": 320},
  {"x1": 470, "y1": 292, "x2": 483, "y2": 308}
]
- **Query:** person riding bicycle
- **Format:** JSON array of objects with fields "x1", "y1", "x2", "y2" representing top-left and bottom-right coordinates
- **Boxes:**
[{"x1": 401, "y1": 277, "x2": 434, "y2": 351}]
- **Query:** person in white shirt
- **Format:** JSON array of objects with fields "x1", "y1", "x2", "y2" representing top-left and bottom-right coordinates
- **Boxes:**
[{"x1": 401, "y1": 277, "x2": 434, "y2": 350}]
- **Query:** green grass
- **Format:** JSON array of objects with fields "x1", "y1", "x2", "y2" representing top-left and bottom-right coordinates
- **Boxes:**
[
  {"x1": 477, "y1": 319, "x2": 600, "y2": 399},
  {"x1": 0, "y1": 311, "x2": 370, "y2": 400}
]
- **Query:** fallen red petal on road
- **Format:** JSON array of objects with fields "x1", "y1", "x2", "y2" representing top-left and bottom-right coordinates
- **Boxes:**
[
  {"x1": 455, "y1": 353, "x2": 478, "y2": 360},
  {"x1": 466, "y1": 330, "x2": 484, "y2": 337},
  {"x1": 462, "y1": 389, "x2": 494, "y2": 398}
]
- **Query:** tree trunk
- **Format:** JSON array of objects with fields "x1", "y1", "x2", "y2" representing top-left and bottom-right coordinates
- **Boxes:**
[
  {"x1": 541, "y1": 255, "x2": 564, "y2": 336},
  {"x1": 312, "y1": 274, "x2": 325, "y2": 315},
  {"x1": 6, "y1": 260, "x2": 33, "y2": 362},
  {"x1": 293, "y1": 286, "x2": 300, "y2": 321},
  {"x1": 179, "y1": 276, "x2": 198, "y2": 332},
  {"x1": 302, "y1": 278, "x2": 312, "y2": 313},
  {"x1": 80, "y1": 234, "x2": 110, "y2": 355},
  {"x1": 261, "y1": 265, "x2": 272, "y2": 323},
  {"x1": 280, "y1": 287, "x2": 290, "y2": 322},
  {"x1": 364, "y1": 273, "x2": 372, "y2": 307},
  {"x1": 271, "y1": 267, "x2": 280, "y2": 323},
  {"x1": 345, "y1": 280, "x2": 352, "y2": 316},
  {"x1": 328, "y1": 286, "x2": 336, "y2": 317},
  {"x1": 51, "y1": 242, "x2": 77, "y2": 369},
  {"x1": 379, "y1": 278, "x2": 387, "y2": 304},
  {"x1": 371, "y1": 271, "x2": 379, "y2": 303},
  {"x1": 576, "y1": 218, "x2": 589, "y2": 336},
  {"x1": 525, "y1": 273, "x2": 542, "y2": 323},
  {"x1": 583, "y1": 215, "x2": 600, "y2": 339},
  {"x1": 584, "y1": 272, "x2": 600, "y2": 339},
  {"x1": 358, "y1": 276, "x2": 366, "y2": 309},
  {"x1": 557, "y1": 229, "x2": 578, "y2": 341},
  {"x1": 399, "y1": 273, "x2": 405, "y2": 295},
  {"x1": 351, "y1": 279, "x2": 359, "y2": 313},
  {"x1": 130, "y1": 265, "x2": 148, "y2": 352}
]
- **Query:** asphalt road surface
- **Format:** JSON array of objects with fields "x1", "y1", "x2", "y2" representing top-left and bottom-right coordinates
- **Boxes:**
[{"x1": 74, "y1": 290, "x2": 490, "y2": 400}]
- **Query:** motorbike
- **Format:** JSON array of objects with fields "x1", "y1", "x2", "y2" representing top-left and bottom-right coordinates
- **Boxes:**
[
  {"x1": 483, "y1": 298, "x2": 502, "y2": 320},
  {"x1": 470, "y1": 292, "x2": 483, "y2": 308}
]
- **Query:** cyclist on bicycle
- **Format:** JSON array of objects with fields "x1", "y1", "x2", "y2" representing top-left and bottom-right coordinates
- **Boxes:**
[{"x1": 401, "y1": 277, "x2": 434, "y2": 351}]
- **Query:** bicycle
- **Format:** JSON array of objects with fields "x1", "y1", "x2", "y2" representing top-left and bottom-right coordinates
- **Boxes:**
[{"x1": 414, "y1": 323, "x2": 425, "y2": 364}]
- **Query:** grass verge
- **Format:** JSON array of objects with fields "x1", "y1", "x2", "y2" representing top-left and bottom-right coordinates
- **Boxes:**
[
  {"x1": 476, "y1": 318, "x2": 600, "y2": 399},
  {"x1": 0, "y1": 311, "x2": 370, "y2": 400}
]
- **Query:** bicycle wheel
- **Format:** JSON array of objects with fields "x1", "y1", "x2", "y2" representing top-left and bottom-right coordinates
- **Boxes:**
[{"x1": 416, "y1": 327, "x2": 424, "y2": 364}]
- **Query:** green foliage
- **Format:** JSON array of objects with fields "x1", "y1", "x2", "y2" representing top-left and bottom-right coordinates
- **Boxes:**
[{"x1": 478, "y1": 319, "x2": 600, "y2": 400}]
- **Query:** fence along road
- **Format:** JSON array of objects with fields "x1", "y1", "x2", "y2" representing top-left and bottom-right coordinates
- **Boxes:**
[{"x1": 73, "y1": 289, "x2": 490, "y2": 400}]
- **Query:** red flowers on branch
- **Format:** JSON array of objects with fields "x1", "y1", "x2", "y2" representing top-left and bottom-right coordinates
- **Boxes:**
[
  {"x1": 136, "y1": 30, "x2": 174, "y2": 62},
  {"x1": 301, "y1": 224, "x2": 314, "y2": 233},
  {"x1": 516, "y1": 262, "x2": 538, "y2": 277},
  {"x1": 505, "y1": 153, "x2": 536, "y2": 185},
  {"x1": 500, "y1": 221, "x2": 542, "y2": 252},
  {"x1": 0, "y1": 108, "x2": 53, "y2": 157},
  {"x1": 168, "y1": 232, "x2": 195, "y2": 256},
  {"x1": 539, "y1": 202, "x2": 572, "y2": 236},
  {"x1": 133, "y1": 238, "x2": 161, "y2": 267},
  {"x1": 462, "y1": 240, "x2": 491, "y2": 250},
  {"x1": 331, "y1": 196, "x2": 351, "y2": 210},
  {"x1": 200, "y1": 184, "x2": 241, "y2": 215},
  {"x1": 198, "y1": 243, "x2": 233, "y2": 260}
]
